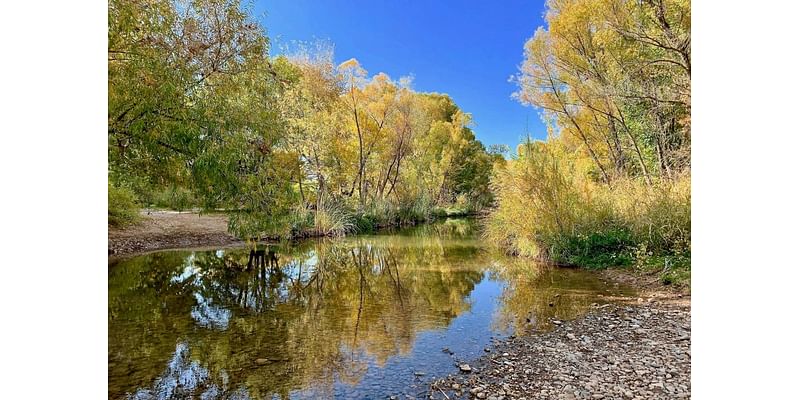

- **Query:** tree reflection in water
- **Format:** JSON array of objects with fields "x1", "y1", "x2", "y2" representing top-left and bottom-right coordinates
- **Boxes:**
[
  {"x1": 108, "y1": 219, "x2": 632, "y2": 399},
  {"x1": 109, "y1": 220, "x2": 488, "y2": 399},
  {"x1": 488, "y1": 255, "x2": 636, "y2": 333}
]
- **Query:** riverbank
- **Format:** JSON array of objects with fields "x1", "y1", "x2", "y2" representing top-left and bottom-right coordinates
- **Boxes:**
[
  {"x1": 108, "y1": 211, "x2": 242, "y2": 257},
  {"x1": 108, "y1": 209, "x2": 480, "y2": 258},
  {"x1": 426, "y1": 278, "x2": 690, "y2": 400}
]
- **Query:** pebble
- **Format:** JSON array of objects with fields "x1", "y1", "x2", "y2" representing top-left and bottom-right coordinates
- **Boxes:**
[{"x1": 429, "y1": 303, "x2": 690, "y2": 400}]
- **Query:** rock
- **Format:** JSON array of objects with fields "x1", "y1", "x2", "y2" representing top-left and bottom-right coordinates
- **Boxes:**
[
  {"x1": 459, "y1": 364, "x2": 472, "y2": 373},
  {"x1": 428, "y1": 300, "x2": 690, "y2": 400},
  {"x1": 255, "y1": 358, "x2": 269, "y2": 365},
  {"x1": 414, "y1": 371, "x2": 426, "y2": 376},
  {"x1": 442, "y1": 347, "x2": 454, "y2": 355}
]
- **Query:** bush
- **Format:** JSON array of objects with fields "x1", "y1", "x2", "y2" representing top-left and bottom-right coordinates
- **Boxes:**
[
  {"x1": 485, "y1": 140, "x2": 690, "y2": 272},
  {"x1": 353, "y1": 213, "x2": 378, "y2": 233},
  {"x1": 313, "y1": 197, "x2": 354, "y2": 236},
  {"x1": 551, "y1": 228, "x2": 634, "y2": 269},
  {"x1": 109, "y1": 183, "x2": 140, "y2": 227},
  {"x1": 152, "y1": 186, "x2": 197, "y2": 211}
]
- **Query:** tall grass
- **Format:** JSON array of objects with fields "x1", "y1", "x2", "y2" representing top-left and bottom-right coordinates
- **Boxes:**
[
  {"x1": 354, "y1": 195, "x2": 436, "y2": 231},
  {"x1": 485, "y1": 142, "x2": 690, "y2": 283},
  {"x1": 313, "y1": 197, "x2": 355, "y2": 236}
]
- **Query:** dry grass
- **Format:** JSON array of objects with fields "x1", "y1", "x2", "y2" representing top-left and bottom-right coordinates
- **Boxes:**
[{"x1": 485, "y1": 141, "x2": 690, "y2": 276}]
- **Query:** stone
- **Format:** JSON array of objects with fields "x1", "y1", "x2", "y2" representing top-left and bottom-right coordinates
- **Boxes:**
[
  {"x1": 427, "y1": 299, "x2": 690, "y2": 400},
  {"x1": 459, "y1": 364, "x2": 473, "y2": 373}
]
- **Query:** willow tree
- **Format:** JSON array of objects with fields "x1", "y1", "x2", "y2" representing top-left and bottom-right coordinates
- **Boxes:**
[{"x1": 109, "y1": 0, "x2": 300, "y2": 236}]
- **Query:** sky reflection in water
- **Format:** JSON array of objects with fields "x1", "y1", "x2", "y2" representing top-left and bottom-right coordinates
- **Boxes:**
[{"x1": 109, "y1": 219, "x2": 633, "y2": 399}]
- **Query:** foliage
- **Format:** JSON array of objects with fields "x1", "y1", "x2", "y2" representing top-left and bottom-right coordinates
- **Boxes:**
[
  {"x1": 108, "y1": 182, "x2": 140, "y2": 227},
  {"x1": 108, "y1": 1, "x2": 497, "y2": 237},
  {"x1": 515, "y1": 0, "x2": 690, "y2": 184},
  {"x1": 551, "y1": 228, "x2": 634, "y2": 269},
  {"x1": 486, "y1": 0, "x2": 691, "y2": 283},
  {"x1": 152, "y1": 186, "x2": 197, "y2": 211},
  {"x1": 311, "y1": 197, "x2": 355, "y2": 237},
  {"x1": 634, "y1": 248, "x2": 691, "y2": 287},
  {"x1": 486, "y1": 138, "x2": 690, "y2": 273}
]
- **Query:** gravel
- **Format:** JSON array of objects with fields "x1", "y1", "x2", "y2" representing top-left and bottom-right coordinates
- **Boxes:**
[{"x1": 428, "y1": 301, "x2": 690, "y2": 399}]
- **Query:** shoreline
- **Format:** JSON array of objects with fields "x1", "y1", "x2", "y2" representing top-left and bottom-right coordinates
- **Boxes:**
[
  {"x1": 108, "y1": 211, "x2": 242, "y2": 259},
  {"x1": 108, "y1": 210, "x2": 481, "y2": 259},
  {"x1": 425, "y1": 272, "x2": 690, "y2": 399},
  {"x1": 109, "y1": 213, "x2": 690, "y2": 399}
]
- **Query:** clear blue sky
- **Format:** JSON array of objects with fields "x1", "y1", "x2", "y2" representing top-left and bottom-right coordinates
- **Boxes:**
[{"x1": 254, "y1": 0, "x2": 549, "y2": 149}]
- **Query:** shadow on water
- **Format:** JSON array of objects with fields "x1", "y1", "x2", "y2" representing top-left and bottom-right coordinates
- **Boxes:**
[{"x1": 108, "y1": 218, "x2": 634, "y2": 399}]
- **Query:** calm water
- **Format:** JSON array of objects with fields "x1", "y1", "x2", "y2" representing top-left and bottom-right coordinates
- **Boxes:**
[{"x1": 109, "y1": 219, "x2": 634, "y2": 399}]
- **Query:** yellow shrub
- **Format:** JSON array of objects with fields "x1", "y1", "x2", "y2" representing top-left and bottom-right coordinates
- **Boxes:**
[{"x1": 485, "y1": 140, "x2": 690, "y2": 264}]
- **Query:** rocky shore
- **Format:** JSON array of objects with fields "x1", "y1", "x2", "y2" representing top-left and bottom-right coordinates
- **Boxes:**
[{"x1": 427, "y1": 295, "x2": 690, "y2": 400}]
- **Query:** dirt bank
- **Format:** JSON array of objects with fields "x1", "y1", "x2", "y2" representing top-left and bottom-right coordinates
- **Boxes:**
[{"x1": 108, "y1": 211, "x2": 242, "y2": 257}]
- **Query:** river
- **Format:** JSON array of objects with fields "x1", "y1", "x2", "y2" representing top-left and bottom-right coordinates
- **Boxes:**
[{"x1": 108, "y1": 218, "x2": 634, "y2": 399}]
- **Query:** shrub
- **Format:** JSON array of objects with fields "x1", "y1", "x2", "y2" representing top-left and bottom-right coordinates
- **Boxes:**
[
  {"x1": 485, "y1": 140, "x2": 690, "y2": 272},
  {"x1": 109, "y1": 183, "x2": 140, "y2": 227},
  {"x1": 152, "y1": 186, "x2": 197, "y2": 211},
  {"x1": 550, "y1": 228, "x2": 634, "y2": 269},
  {"x1": 353, "y1": 213, "x2": 378, "y2": 233},
  {"x1": 313, "y1": 197, "x2": 354, "y2": 236}
]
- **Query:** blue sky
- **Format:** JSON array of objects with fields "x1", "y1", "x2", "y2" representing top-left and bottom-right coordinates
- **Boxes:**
[{"x1": 254, "y1": 0, "x2": 549, "y2": 149}]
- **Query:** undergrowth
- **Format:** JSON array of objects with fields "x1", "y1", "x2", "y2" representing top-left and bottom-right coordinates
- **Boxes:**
[
  {"x1": 108, "y1": 182, "x2": 140, "y2": 227},
  {"x1": 485, "y1": 140, "x2": 690, "y2": 286}
]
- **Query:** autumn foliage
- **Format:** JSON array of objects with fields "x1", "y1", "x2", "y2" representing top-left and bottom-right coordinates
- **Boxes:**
[
  {"x1": 486, "y1": 0, "x2": 691, "y2": 283},
  {"x1": 108, "y1": 0, "x2": 500, "y2": 237}
]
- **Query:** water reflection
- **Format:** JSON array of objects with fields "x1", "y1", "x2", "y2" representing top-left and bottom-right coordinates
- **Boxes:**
[
  {"x1": 489, "y1": 257, "x2": 637, "y2": 332},
  {"x1": 109, "y1": 219, "x2": 632, "y2": 399}
]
